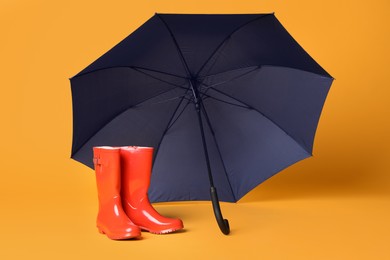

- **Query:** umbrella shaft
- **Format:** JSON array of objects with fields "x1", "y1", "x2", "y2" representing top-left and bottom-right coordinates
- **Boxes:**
[
  {"x1": 196, "y1": 99, "x2": 215, "y2": 188},
  {"x1": 190, "y1": 80, "x2": 215, "y2": 187},
  {"x1": 191, "y1": 80, "x2": 230, "y2": 235}
]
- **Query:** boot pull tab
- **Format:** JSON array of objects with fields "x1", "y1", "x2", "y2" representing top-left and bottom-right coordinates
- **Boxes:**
[{"x1": 93, "y1": 157, "x2": 102, "y2": 166}]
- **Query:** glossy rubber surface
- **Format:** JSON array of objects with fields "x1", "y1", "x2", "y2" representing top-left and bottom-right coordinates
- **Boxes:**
[
  {"x1": 120, "y1": 146, "x2": 184, "y2": 234},
  {"x1": 93, "y1": 147, "x2": 141, "y2": 240}
]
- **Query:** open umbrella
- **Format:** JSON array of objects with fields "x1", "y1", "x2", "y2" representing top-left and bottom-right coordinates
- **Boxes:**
[{"x1": 70, "y1": 13, "x2": 333, "y2": 235}]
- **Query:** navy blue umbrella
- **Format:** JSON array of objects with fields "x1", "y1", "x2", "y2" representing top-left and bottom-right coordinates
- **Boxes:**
[{"x1": 70, "y1": 13, "x2": 333, "y2": 234}]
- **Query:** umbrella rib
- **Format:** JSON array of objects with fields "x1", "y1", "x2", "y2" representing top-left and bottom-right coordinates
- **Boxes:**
[
  {"x1": 201, "y1": 103, "x2": 237, "y2": 201},
  {"x1": 197, "y1": 66, "x2": 261, "y2": 90},
  {"x1": 166, "y1": 98, "x2": 193, "y2": 131},
  {"x1": 197, "y1": 65, "x2": 260, "y2": 80},
  {"x1": 156, "y1": 14, "x2": 193, "y2": 78},
  {"x1": 208, "y1": 87, "x2": 310, "y2": 154},
  {"x1": 72, "y1": 65, "x2": 187, "y2": 80},
  {"x1": 129, "y1": 66, "x2": 186, "y2": 79},
  {"x1": 134, "y1": 94, "x2": 190, "y2": 107},
  {"x1": 152, "y1": 88, "x2": 192, "y2": 165},
  {"x1": 131, "y1": 66, "x2": 188, "y2": 90},
  {"x1": 194, "y1": 13, "x2": 273, "y2": 78},
  {"x1": 71, "y1": 86, "x2": 189, "y2": 157},
  {"x1": 199, "y1": 92, "x2": 250, "y2": 110},
  {"x1": 196, "y1": 36, "x2": 232, "y2": 81},
  {"x1": 199, "y1": 64, "x2": 334, "y2": 82}
]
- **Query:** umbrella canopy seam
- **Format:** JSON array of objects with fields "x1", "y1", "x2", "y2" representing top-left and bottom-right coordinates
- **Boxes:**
[
  {"x1": 156, "y1": 14, "x2": 193, "y2": 78},
  {"x1": 152, "y1": 88, "x2": 192, "y2": 165},
  {"x1": 71, "y1": 65, "x2": 187, "y2": 80},
  {"x1": 207, "y1": 87, "x2": 313, "y2": 154},
  {"x1": 70, "y1": 85, "x2": 189, "y2": 157},
  {"x1": 194, "y1": 13, "x2": 273, "y2": 78}
]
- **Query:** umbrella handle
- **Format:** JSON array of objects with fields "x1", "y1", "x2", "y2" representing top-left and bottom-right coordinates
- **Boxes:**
[{"x1": 210, "y1": 187, "x2": 230, "y2": 235}]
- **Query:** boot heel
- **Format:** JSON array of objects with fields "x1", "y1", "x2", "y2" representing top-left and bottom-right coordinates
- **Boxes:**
[{"x1": 97, "y1": 228, "x2": 105, "y2": 234}]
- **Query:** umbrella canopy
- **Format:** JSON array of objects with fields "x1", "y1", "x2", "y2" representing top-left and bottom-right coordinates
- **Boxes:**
[{"x1": 70, "y1": 13, "x2": 333, "y2": 234}]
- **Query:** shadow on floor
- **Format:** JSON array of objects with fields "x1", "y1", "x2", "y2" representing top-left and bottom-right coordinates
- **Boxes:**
[{"x1": 239, "y1": 137, "x2": 390, "y2": 203}]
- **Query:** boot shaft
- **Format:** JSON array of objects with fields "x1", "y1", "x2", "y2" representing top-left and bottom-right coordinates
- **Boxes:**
[
  {"x1": 120, "y1": 146, "x2": 154, "y2": 201},
  {"x1": 93, "y1": 146, "x2": 122, "y2": 204}
]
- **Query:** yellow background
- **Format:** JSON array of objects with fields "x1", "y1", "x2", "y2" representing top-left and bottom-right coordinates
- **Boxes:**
[{"x1": 1, "y1": 0, "x2": 390, "y2": 259}]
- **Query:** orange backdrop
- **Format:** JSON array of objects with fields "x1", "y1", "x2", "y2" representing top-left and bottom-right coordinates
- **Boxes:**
[{"x1": 1, "y1": 0, "x2": 389, "y2": 259}]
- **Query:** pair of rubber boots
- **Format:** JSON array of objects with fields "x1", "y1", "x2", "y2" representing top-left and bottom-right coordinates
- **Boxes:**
[{"x1": 93, "y1": 146, "x2": 183, "y2": 240}]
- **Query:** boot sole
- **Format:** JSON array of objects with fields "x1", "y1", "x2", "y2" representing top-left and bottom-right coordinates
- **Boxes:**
[
  {"x1": 97, "y1": 227, "x2": 141, "y2": 240},
  {"x1": 140, "y1": 225, "x2": 183, "y2": 234}
]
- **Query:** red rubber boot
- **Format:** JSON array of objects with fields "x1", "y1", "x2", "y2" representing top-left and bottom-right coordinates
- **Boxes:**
[
  {"x1": 120, "y1": 146, "x2": 184, "y2": 234},
  {"x1": 93, "y1": 146, "x2": 141, "y2": 240}
]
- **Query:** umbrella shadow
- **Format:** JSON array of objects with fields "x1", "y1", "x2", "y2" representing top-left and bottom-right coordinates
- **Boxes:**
[{"x1": 239, "y1": 139, "x2": 388, "y2": 202}]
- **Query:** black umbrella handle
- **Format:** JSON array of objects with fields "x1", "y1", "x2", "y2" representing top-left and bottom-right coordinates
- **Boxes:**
[{"x1": 210, "y1": 186, "x2": 230, "y2": 235}]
